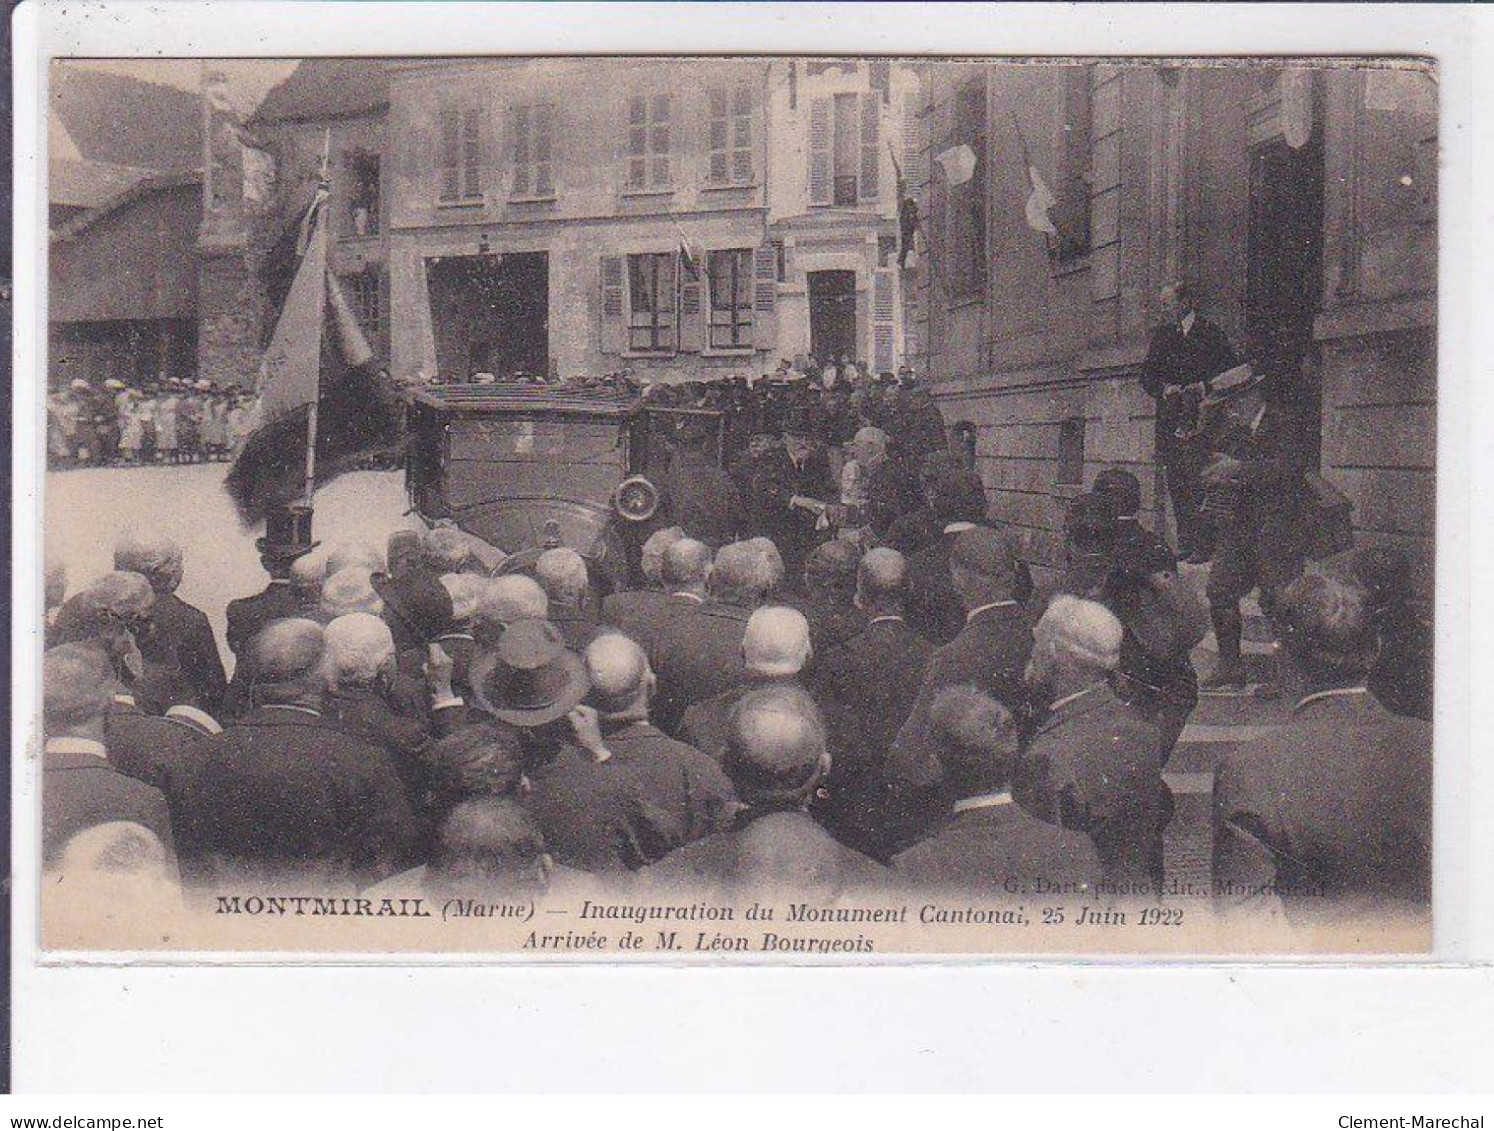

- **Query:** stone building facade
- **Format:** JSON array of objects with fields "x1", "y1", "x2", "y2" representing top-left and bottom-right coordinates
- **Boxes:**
[{"x1": 909, "y1": 60, "x2": 1436, "y2": 594}]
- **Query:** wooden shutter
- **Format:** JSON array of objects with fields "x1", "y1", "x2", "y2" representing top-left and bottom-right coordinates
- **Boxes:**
[
  {"x1": 902, "y1": 93, "x2": 926, "y2": 202},
  {"x1": 708, "y1": 89, "x2": 730, "y2": 184},
  {"x1": 859, "y1": 91, "x2": 880, "y2": 201},
  {"x1": 731, "y1": 85, "x2": 754, "y2": 184},
  {"x1": 462, "y1": 106, "x2": 484, "y2": 198},
  {"x1": 534, "y1": 103, "x2": 554, "y2": 197},
  {"x1": 871, "y1": 267, "x2": 897, "y2": 373},
  {"x1": 650, "y1": 93, "x2": 672, "y2": 189},
  {"x1": 808, "y1": 97, "x2": 832, "y2": 206},
  {"x1": 438, "y1": 106, "x2": 461, "y2": 201},
  {"x1": 752, "y1": 244, "x2": 778, "y2": 351},
  {"x1": 679, "y1": 257, "x2": 704, "y2": 353},
  {"x1": 600, "y1": 255, "x2": 626, "y2": 354},
  {"x1": 510, "y1": 105, "x2": 530, "y2": 198}
]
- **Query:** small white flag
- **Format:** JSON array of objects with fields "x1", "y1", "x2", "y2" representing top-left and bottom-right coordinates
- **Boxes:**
[
  {"x1": 934, "y1": 144, "x2": 977, "y2": 187},
  {"x1": 1024, "y1": 165, "x2": 1059, "y2": 237}
]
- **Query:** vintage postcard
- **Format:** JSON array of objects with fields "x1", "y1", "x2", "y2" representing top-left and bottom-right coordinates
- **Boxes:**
[{"x1": 32, "y1": 49, "x2": 1440, "y2": 960}]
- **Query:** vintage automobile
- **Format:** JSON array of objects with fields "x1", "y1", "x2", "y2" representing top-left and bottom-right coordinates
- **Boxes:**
[{"x1": 405, "y1": 382, "x2": 724, "y2": 591}]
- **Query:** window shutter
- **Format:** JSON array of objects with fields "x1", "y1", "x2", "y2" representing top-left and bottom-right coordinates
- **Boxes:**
[
  {"x1": 438, "y1": 106, "x2": 461, "y2": 201},
  {"x1": 534, "y1": 104, "x2": 554, "y2": 197},
  {"x1": 600, "y1": 255, "x2": 626, "y2": 354},
  {"x1": 462, "y1": 106, "x2": 484, "y2": 198},
  {"x1": 860, "y1": 91, "x2": 880, "y2": 201},
  {"x1": 679, "y1": 261, "x2": 704, "y2": 353},
  {"x1": 651, "y1": 93, "x2": 672, "y2": 189},
  {"x1": 752, "y1": 244, "x2": 779, "y2": 351},
  {"x1": 871, "y1": 267, "x2": 897, "y2": 373},
  {"x1": 902, "y1": 93, "x2": 926, "y2": 202},
  {"x1": 808, "y1": 97, "x2": 832, "y2": 205},
  {"x1": 510, "y1": 105, "x2": 529, "y2": 198}
]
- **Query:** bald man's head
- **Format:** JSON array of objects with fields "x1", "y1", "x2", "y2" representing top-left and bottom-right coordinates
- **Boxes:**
[
  {"x1": 247, "y1": 618, "x2": 330, "y2": 706},
  {"x1": 855, "y1": 546, "x2": 908, "y2": 614},
  {"x1": 583, "y1": 632, "x2": 654, "y2": 718},
  {"x1": 724, "y1": 685, "x2": 829, "y2": 809},
  {"x1": 661, "y1": 537, "x2": 713, "y2": 592}
]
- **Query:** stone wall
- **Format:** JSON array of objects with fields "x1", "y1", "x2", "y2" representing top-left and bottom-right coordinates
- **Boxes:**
[{"x1": 195, "y1": 250, "x2": 265, "y2": 389}]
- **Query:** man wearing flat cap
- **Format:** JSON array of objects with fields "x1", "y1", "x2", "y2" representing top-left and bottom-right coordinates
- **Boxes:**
[
  {"x1": 114, "y1": 531, "x2": 227, "y2": 714},
  {"x1": 643, "y1": 686, "x2": 882, "y2": 899},
  {"x1": 1017, "y1": 597, "x2": 1169, "y2": 894},
  {"x1": 888, "y1": 526, "x2": 1036, "y2": 850},
  {"x1": 173, "y1": 619, "x2": 419, "y2": 890}
]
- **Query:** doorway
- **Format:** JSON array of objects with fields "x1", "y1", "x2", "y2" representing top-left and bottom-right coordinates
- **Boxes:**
[
  {"x1": 1246, "y1": 124, "x2": 1325, "y2": 468},
  {"x1": 808, "y1": 269, "x2": 858, "y2": 365},
  {"x1": 426, "y1": 252, "x2": 549, "y2": 380}
]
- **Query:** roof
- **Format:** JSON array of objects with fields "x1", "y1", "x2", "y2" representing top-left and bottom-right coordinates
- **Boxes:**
[
  {"x1": 49, "y1": 158, "x2": 159, "y2": 210},
  {"x1": 51, "y1": 170, "x2": 203, "y2": 244},
  {"x1": 248, "y1": 59, "x2": 390, "y2": 126},
  {"x1": 50, "y1": 66, "x2": 201, "y2": 171}
]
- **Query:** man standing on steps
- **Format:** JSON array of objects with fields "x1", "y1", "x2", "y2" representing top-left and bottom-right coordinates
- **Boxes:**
[{"x1": 1140, "y1": 282, "x2": 1240, "y2": 564}]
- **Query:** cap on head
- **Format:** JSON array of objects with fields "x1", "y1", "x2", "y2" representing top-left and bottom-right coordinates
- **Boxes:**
[
  {"x1": 1034, "y1": 595, "x2": 1124, "y2": 673},
  {"x1": 323, "y1": 613, "x2": 397, "y2": 685},
  {"x1": 112, "y1": 531, "x2": 183, "y2": 592},
  {"x1": 44, "y1": 643, "x2": 116, "y2": 730},
  {"x1": 247, "y1": 618, "x2": 328, "y2": 683},
  {"x1": 742, "y1": 605, "x2": 812, "y2": 678},
  {"x1": 582, "y1": 632, "x2": 651, "y2": 715},
  {"x1": 640, "y1": 526, "x2": 686, "y2": 585},
  {"x1": 321, "y1": 566, "x2": 383, "y2": 619},
  {"x1": 723, "y1": 685, "x2": 828, "y2": 807}
]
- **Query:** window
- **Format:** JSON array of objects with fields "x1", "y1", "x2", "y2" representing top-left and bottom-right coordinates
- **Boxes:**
[
  {"x1": 707, "y1": 86, "x2": 754, "y2": 186},
  {"x1": 438, "y1": 104, "x2": 483, "y2": 203},
  {"x1": 944, "y1": 76, "x2": 988, "y2": 299},
  {"x1": 1057, "y1": 417, "x2": 1086, "y2": 486},
  {"x1": 345, "y1": 269, "x2": 382, "y2": 334},
  {"x1": 627, "y1": 253, "x2": 678, "y2": 353},
  {"x1": 707, "y1": 249, "x2": 754, "y2": 350},
  {"x1": 626, "y1": 94, "x2": 672, "y2": 192},
  {"x1": 810, "y1": 92, "x2": 881, "y2": 206},
  {"x1": 1055, "y1": 66, "x2": 1094, "y2": 263},
  {"x1": 511, "y1": 103, "x2": 555, "y2": 199},
  {"x1": 345, "y1": 149, "x2": 380, "y2": 236}
]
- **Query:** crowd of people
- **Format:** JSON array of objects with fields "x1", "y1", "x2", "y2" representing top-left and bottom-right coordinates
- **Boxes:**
[
  {"x1": 40, "y1": 358, "x2": 1434, "y2": 921},
  {"x1": 47, "y1": 376, "x2": 258, "y2": 468}
]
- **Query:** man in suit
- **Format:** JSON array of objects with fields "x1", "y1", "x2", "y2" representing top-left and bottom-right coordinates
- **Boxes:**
[
  {"x1": 114, "y1": 531, "x2": 227, "y2": 714},
  {"x1": 535, "y1": 548, "x2": 602, "y2": 653},
  {"x1": 224, "y1": 502, "x2": 320, "y2": 661},
  {"x1": 648, "y1": 539, "x2": 775, "y2": 735},
  {"x1": 1017, "y1": 596, "x2": 1168, "y2": 894},
  {"x1": 847, "y1": 425, "x2": 922, "y2": 540},
  {"x1": 43, "y1": 644, "x2": 176, "y2": 870},
  {"x1": 655, "y1": 420, "x2": 747, "y2": 550},
  {"x1": 1212, "y1": 568, "x2": 1432, "y2": 922},
  {"x1": 1140, "y1": 282, "x2": 1241, "y2": 562},
  {"x1": 643, "y1": 686, "x2": 884, "y2": 900},
  {"x1": 795, "y1": 538, "x2": 868, "y2": 656},
  {"x1": 894, "y1": 685, "x2": 1102, "y2": 896},
  {"x1": 578, "y1": 633, "x2": 738, "y2": 857},
  {"x1": 889, "y1": 527, "x2": 1036, "y2": 848},
  {"x1": 601, "y1": 526, "x2": 686, "y2": 647},
  {"x1": 601, "y1": 536, "x2": 711, "y2": 664},
  {"x1": 681, "y1": 606, "x2": 813, "y2": 762},
  {"x1": 1199, "y1": 372, "x2": 1311, "y2": 689},
  {"x1": 738, "y1": 407, "x2": 836, "y2": 588},
  {"x1": 173, "y1": 619, "x2": 419, "y2": 891},
  {"x1": 905, "y1": 467, "x2": 1006, "y2": 646},
  {"x1": 811, "y1": 548, "x2": 934, "y2": 860}
]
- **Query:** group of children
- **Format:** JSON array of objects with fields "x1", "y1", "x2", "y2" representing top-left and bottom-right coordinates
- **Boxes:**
[{"x1": 47, "y1": 377, "x2": 260, "y2": 468}]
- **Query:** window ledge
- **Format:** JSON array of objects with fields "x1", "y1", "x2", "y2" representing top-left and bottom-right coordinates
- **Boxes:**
[
  {"x1": 700, "y1": 181, "x2": 759, "y2": 193},
  {"x1": 701, "y1": 347, "x2": 756, "y2": 358},
  {"x1": 624, "y1": 350, "x2": 679, "y2": 360},
  {"x1": 508, "y1": 194, "x2": 558, "y2": 205},
  {"x1": 619, "y1": 186, "x2": 677, "y2": 198},
  {"x1": 436, "y1": 196, "x2": 488, "y2": 210}
]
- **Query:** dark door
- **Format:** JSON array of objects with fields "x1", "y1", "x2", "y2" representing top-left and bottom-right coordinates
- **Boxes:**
[
  {"x1": 808, "y1": 269, "x2": 858, "y2": 365},
  {"x1": 1246, "y1": 125, "x2": 1325, "y2": 468},
  {"x1": 426, "y1": 251, "x2": 550, "y2": 380}
]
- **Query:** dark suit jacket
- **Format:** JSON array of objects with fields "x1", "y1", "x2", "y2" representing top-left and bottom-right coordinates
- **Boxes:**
[
  {"x1": 649, "y1": 600, "x2": 752, "y2": 735},
  {"x1": 861, "y1": 458, "x2": 923, "y2": 538},
  {"x1": 890, "y1": 602, "x2": 1034, "y2": 794},
  {"x1": 905, "y1": 531, "x2": 967, "y2": 646},
  {"x1": 883, "y1": 506, "x2": 942, "y2": 556},
  {"x1": 225, "y1": 580, "x2": 306, "y2": 658},
  {"x1": 1212, "y1": 689, "x2": 1431, "y2": 916},
  {"x1": 603, "y1": 720, "x2": 739, "y2": 856},
  {"x1": 791, "y1": 594, "x2": 868, "y2": 657},
  {"x1": 810, "y1": 616, "x2": 935, "y2": 859},
  {"x1": 104, "y1": 704, "x2": 209, "y2": 793},
  {"x1": 658, "y1": 452, "x2": 748, "y2": 549},
  {"x1": 1207, "y1": 405, "x2": 1312, "y2": 596},
  {"x1": 599, "y1": 589, "x2": 677, "y2": 658},
  {"x1": 43, "y1": 745, "x2": 176, "y2": 868},
  {"x1": 893, "y1": 796, "x2": 1102, "y2": 896},
  {"x1": 1140, "y1": 314, "x2": 1239, "y2": 448},
  {"x1": 642, "y1": 809, "x2": 886, "y2": 900},
  {"x1": 680, "y1": 676, "x2": 803, "y2": 764},
  {"x1": 1016, "y1": 683, "x2": 1165, "y2": 885},
  {"x1": 174, "y1": 705, "x2": 419, "y2": 889},
  {"x1": 550, "y1": 605, "x2": 603, "y2": 654},
  {"x1": 152, "y1": 591, "x2": 228, "y2": 713},
  {"x1": 738, "y1": 444, "x2": 835, "y2": 578}
]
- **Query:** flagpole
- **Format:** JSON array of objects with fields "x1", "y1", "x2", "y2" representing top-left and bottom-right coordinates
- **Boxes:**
[{"x1": 303, "y1": 129, "x2": 331, "y2": 505}]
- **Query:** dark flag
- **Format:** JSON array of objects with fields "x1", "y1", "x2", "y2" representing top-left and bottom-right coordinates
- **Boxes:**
[{"x1": 224, "y1": 190, "x2": 402, "y2": 525}]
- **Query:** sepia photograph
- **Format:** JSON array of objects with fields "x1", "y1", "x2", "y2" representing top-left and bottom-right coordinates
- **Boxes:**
[{"x1": 35, "y1": 49, "x2": 1439, "y2": 958}]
